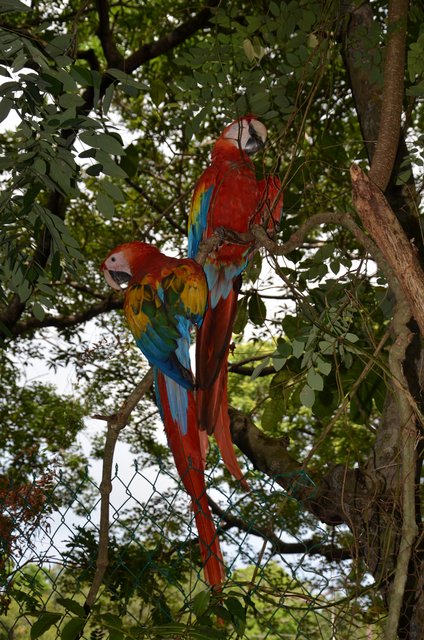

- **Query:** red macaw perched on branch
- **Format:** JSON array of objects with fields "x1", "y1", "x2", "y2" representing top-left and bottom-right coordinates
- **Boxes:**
[
  {"x1": 101, "y1": 241, "x2": 225, "y2": 589},
  {"x1": 188, "y1": 116, "x2": 283, "y2": 489}
]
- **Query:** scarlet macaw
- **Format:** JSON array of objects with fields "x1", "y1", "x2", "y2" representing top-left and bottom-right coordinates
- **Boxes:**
[
  {"x1": 101, "y1": 241, "x2": 225, "y2": 588},
  {"x1": 188, "y1": 116, "x2": 283, "y2": 488}
]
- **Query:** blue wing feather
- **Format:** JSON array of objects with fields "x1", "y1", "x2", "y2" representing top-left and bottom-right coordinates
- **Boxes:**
[{"x1": 188, "y1": 184, "x2": 214, "y2": 259}]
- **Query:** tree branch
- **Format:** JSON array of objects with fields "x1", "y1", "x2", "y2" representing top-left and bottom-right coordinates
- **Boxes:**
[
  {"x1": 125, "y1": 1, "x2": 219, "y2": 73},
  {"x1": 208, "y1": 497, "x2": 351, "y2": 562},
  {"x1": 95, "y1": 0, "x2": 124, "y2": 68},
  {"x1": 7, "y1": 294, "x2": 123, "y2": 339},
  {"x1": 340, "y1": 0, "x2": 382, "y2": 161},
  {"x1": 369, "y1": 0, "x2": 408, "y2": 192},
  {"x1": 228, "y1": 407, "x2": 316, "y2": 503},
  {"x1": 384, "y1": 298, "x2": 418, "y2": 640},
  {"x1": 351, "y1": 164, "x2": 424, "y2": 337},
  {"x1": 85, "y1": 368, "x2": 154, "y2": 611}
]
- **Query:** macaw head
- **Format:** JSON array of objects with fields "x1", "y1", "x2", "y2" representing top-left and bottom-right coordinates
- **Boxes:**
[
  {"x1": 101, "y1": 241, "x2": 160, "y2": 290},
  {"x1": 217, "y1": 115, "x2": 267, "y2": 157}
]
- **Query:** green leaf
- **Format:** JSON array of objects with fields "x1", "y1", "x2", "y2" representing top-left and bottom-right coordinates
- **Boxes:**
[
  {"x1": 192, "y1": 589, "x2": 211, "y2": 618},
  {"x1": 248, "y1": 292, "x2": 266, "y2": 325},
  {"x1": 0, "y1": 97, "x2": 12, "y2": 124},
  {"x1": 120, "y1": 143, "x2": 139, "y2": 178},
  {"x1": 318, "y1": 340, "x2": 333, "y2": 355},
  {"x1": 102, "y1": 83, "x2": 114, "y2": 115},
  {"x1": 96, "y1": 192, "x2": 115, "y2": 219},
  {"x1": 107, "y1": 67, "x2": 148, "y2": 91},
  {"x1": 102, "y1": 180, "x2": 125, "y2": 202},
  {"x1": 148, "y1": 623, "x2": 187, "y2": 636},
  {"x1": 60, "y1": 617, "x2": 85, "y2": 640},
  {"x1": 269, "y1": 369, "x2": 292, "y2": 400},
  {"x1": 58, "y1": 93, "x2": 85, "y2": 109},
  {"x1": 291, "y1": 338, "x2": 305, "y2": 359},
  {"x1": 95, "y1": 150, "x2": 127, "y2": 177},
  {"x1": 225, "y1": 596, "x2": 246, "y2": 635},
  {"x1": 316, "y1": 357, "x2": 331, "y2": 376},
  {"x1": 330, "y1": 260, "x2": 340, "y2": 275},
  {"x1": 243, "y1": 38, "x2": 255, "y2": 63},
  {"x1": 80, "y1": 131, "x2": 125, "y2": 156},
  {"x1": 244, "y1": 252, "x2": 262, "y2": 283},
  {"x1": 0, "y1": 0, "x2": 30, "y2": 12},
  {"x1": 45, "y1": 34, "x2": 73, "y2": 57},
  {"x1": 86, "y1": 163, "x2": 103, "y2": 176},
  {"x1": 32, "y1": 302, "x2": 45, "y2": 321},
  {"x1": 150, "y1": 78, "x2": 167, "y2": 106},
  {"x1": 300, "y1": 384, "x2": 315, "y2": 408},
  {"x1": 272, "y1": 355, "x2": 286, "y2": 371},
  {"x1": 55, "y1": 598, "x2": 85, "y2": 618},
  {"x1": 31, "y1": 612, "x2": 62, "y2": 639},
  {"x1": 70, "y1": 64, "x2": 92, "y2": 87},
  {"x1": 306, "y1": 368, "x2": 324, "y2": 391},
  {"x1": 251, "y1": 357, "x2": 270, "y2": 380},
  {"x1": 50, "y1": 251, "x2": 63, "y2": 280},
  {"x1": 101, "y1": 613, "x2": 122, "y2": 628},
  {"x1": 277, "y1": 340, "x2": 292, "y2": 357},
  {"x1": 344, "y1": 332, "x2": 359, "y2": 343},
  {"x1": 261, "y1": 397, "x2": 285, "y2": 430},
  {"x1": 233, "y1": 295, "x2": 249, "y2": 334},
  {"x1": 249, "y1": 90, "x2": 270, "y2": 115}
]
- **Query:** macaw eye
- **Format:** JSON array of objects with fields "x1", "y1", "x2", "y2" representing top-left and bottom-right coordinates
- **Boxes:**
[{"x1": 111, "y1": 256, "x2": 116, "y2": 262}]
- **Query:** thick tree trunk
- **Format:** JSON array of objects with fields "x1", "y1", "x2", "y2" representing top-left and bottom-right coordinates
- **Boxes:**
[{"x1": 341, "y1": 3, "x2": 423, "y2": 637}]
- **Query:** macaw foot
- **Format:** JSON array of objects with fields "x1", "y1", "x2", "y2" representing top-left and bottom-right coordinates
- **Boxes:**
[{"x1": 214, "y1": 226, "x2": 252, "y2": 245}]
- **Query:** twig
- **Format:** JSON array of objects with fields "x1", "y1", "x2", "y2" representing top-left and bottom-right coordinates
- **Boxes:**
[
  {"x1": 303, "y1": 327, "x2": 391, "y2": 466},
  {"x1": 85, "y1": 368, "x2": 154, "y2": 610}
]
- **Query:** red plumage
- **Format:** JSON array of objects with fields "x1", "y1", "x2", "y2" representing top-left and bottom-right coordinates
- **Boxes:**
[
  {"x1": 189, "y1": 116, "x2": 282, "y2": 490},
  {"x1": 101, "y1": 241, "x2": 225, "y2": 589},
  {"x1": 156, "y1": 372, "x2": 225, "y2": 588}
]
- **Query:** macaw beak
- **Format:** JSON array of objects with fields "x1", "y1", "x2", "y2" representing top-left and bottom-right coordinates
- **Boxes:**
[
  {"x1": 102, "y1": 268, "x2": 131, "y2": 290},
  {"x1": 245, "y1": 129, "x2": 265, "y2": 155}
]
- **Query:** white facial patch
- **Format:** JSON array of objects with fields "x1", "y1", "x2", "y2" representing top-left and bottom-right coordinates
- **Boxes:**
[{"x1": 223, "y1": 118, "x2": 267, "y2": 151}]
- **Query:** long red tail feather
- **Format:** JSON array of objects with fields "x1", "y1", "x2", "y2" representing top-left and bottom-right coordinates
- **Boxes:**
[
  {"x1": 198, "y1": 366, "x2": 249, "y2": 490},
  {"x1": 156, "y1": 371, "x2": 225, "y2": 588},
  {"x1": 196, "y1": 281, "x2": 240, "y2": 392}
]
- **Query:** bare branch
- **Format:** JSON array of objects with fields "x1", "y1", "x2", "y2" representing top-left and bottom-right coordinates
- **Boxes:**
[
  {"x1": 351, "y1": 164, "x2": 424, "y2": 337},
  {"x1": 95, "y1": 0, "x2": 124, "y2": 68},
  {"x1": 369, "y1": 0, "x2": 408, "y2": 192},
  {"x1": 125, "y1": 1, "x2": 219, "y2": 73},
  {"x1": 85, "y1": 368, "x2": 154, "y2": 610},
  {"x1": 229, "y1": 407, "x2": 316, "y2": 503},
  {"x1": 7, "y1": 294, "x2": 123, "y2": 339},
  {"x1": 209, "y1": 497, "x2": 351, "y2": 562}
]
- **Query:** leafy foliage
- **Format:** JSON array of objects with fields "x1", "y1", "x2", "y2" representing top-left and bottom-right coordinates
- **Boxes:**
[{"x1": 0, "y1": 0, "x2": 423, "y2": 637}]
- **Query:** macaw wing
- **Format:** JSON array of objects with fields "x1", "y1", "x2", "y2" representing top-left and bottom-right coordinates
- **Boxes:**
[
  {"x1": 125, "y1": 279, "x2": 194, "y2": 389},
  {"x1": 161, "y1": 261, "x2": 208, "y2": 328},
  {"x1": 188, "y1": 168, "x2": 217, "y2": 260}
]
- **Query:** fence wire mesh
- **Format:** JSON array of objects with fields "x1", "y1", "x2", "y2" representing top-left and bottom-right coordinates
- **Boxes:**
[{"x1": 0, "y1": 449, "x2": 384, "y2": 639}]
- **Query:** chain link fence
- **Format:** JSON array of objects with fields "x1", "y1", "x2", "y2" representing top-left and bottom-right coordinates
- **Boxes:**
[{"x1": 0, "y1": 451, "x2": 384, "y2": 639}]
